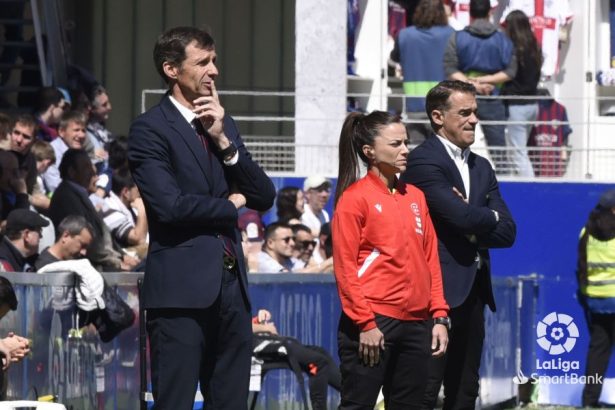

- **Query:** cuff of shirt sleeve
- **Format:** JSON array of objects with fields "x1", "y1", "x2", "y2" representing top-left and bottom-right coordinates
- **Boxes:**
[
  {"x1": 431, "y1": 309, "x2": 449, "y2": 319},
  {"x1": 360, "y1": 319, "x2": 377, "y2": 332},
  {"x1": 223, "y1": 151, "x2": 239, "y2": 166},
  {"x1": 492, "y1": 210, "x2": 499, "y2": 222}
]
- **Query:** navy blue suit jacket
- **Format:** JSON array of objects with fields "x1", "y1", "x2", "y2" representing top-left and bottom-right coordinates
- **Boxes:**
[
  {"x1": 401, "y1": 135, "x2": 516, "y2": 310},
  {"x1": 128, "y1": 94, "x2": 275, "y2": 310}
]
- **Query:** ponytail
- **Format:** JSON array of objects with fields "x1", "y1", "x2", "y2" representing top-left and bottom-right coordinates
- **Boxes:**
[
  {"x1": 334, "y1": 111, "x2": 402, "y2": 208},
  {"x1": 335, "y1": 112, "x2": 363, "y2": 208}
]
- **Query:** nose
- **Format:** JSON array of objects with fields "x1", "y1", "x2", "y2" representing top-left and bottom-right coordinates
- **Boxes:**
[{"x1": 209, "y1": 62, "x2": 219, "y2": 78}]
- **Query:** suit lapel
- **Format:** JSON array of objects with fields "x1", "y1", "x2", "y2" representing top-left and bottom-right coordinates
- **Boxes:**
[
  {"x1": 428, "y1": 135, "x2": 467, "y2": 198},
  {"x1": 468, "y1": 153, "x2": 481, "y2": 205},
  {"x1": 160, "y1": 95, "x2": 214, "y2": 188}
]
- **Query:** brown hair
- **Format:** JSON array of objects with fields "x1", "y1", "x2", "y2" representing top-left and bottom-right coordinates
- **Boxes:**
[
  {"x1": 413, "y1": 0, "x2": 448, "y2": 28},
  {"x1": 153, "y1": 26, "x2": 215, "y2": 84},
  {"x1": 30, "y1": 140, "x2": 56, "y2": 163},
  {"x1": 335, "y1": 111, "x2": 403, "y2": 207}
]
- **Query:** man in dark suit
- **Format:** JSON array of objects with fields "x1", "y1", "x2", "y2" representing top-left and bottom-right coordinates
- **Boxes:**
[
  {"x1": 401, "y1": 80, "x2": 516, "y2": 410},
  {"x1": 128, "y1": 27, "x2": 275, "y2": 409},
  {"x1": 48, "y1": 149, "x2": 135, "y2": 271}
]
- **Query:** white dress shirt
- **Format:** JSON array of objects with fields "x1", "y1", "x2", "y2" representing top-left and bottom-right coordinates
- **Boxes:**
[{"x1": 436, "y1": 134, "x2": 471, "y2": 200}]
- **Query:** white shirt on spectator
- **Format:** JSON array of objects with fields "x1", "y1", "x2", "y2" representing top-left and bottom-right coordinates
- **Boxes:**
[
  {"x1": 42, "y1": 138, "x2": 69, "y2": 193},
  {"x1": 301, "y1": 204, "x2": 330, "y2": 237},
  {"x1": 101, "y1": 191, "x2": 135, "y2": 246},
  {"x1": 257, "y1": 251, "x2": 293, "y2": 273}
]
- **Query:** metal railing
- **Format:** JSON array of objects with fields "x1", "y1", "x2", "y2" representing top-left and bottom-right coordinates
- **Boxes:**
[{"x1": 141, "y1": 88, "x2": 615, "y2": 180}]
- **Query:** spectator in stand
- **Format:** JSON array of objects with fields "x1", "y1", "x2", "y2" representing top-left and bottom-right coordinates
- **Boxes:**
[
  {"x1": 48, "y1": 149, "x2": 137, "y2": 271},
  {"x1": 29, "y1": 140, "x2": 55, "y2": 206},
  {"x1": 312, "y1": 221, "x2": 332, "y2": 266},
  {"x1": 390, "y1": 0, "x2": 455, "y2": 145},
  {"x1": 276, "y1": 186, "x2": 304, "y2": 224},
  {"x1": 42, "y1": 110, "x2": 88, "y2": 193},
  {"x1": 291, "y1": 223, "x2": 333, "y2": 273},
  {"x1": 98, "y1": 135, "x2": 129, "y2": 194},
  {"x1": 100, "y1": 167, "x2": 148, "y2": 258},
  {"x1": 85, "y1": 85, "x2": 113, "y2": 172},
  {"x1": 33, "y1": 87, "x2": 67, "y2": 142},
  {"x1": 0, "y1": 113, "x2": 12, "y2": 150},
  {"x1": 301, "y1": 176, "x2": 332, "y2": 236},
  {"x1": 443, "y1": 0, "x2": 517, "y2": 173},
  {"x1": 35, "y1": 215, "x2": 93, "y2": 270},
  {"x1": 0, "y1": 150, "x2": 29, "y2": 221},
  {"x1": 9, "y1": 114, "x2": 37, "y2": 194},
  {"x1": 257, "y1": 222, "x2": 295, "y2": 273},
  {"x1": 333, "y1": 110, "x2": 449, "y2": 409},
  {"x1": 0, "y1": 276, "x2": 31, "y2": 399},
  {"x1": 238, "y1": 208, "x2": 265, "y2": 273},
  {"x1": 498, "y1": 10, "x2": 542, "y2": 178},
  {"x1": 252, "y1": 308, "x2": 341, "y2": 410},
  {"x1": 0, "y1": 209, "x2": 49, "y2": 272}
]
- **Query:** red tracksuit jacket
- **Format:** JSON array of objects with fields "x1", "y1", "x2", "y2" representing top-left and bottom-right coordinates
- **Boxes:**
[{"x1": 332, "y1": 171, "x2": 449, "y2": 331}]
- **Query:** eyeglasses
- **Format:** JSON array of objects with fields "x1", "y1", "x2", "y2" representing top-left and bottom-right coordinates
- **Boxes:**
[
  {"x1": 12, "y1": 129, "x2": 33, "y2": 140},
  {"x1": 297, "y1": 240, "x2": 317, "y2": 249},
  {"x1": 278, "y1": 236, "x2": 294, "y2": 244}
]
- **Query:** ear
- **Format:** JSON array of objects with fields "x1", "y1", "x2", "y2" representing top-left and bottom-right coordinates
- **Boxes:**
[
  {"x1": 162, "y1": 61, "x2": 179, "y2": 81},
  {"x1": 362, "y1": 144, "x2": 374, "y2": 159},
  {"x1": 431, "y1": 110, "x2": 444, "y2": 127}
]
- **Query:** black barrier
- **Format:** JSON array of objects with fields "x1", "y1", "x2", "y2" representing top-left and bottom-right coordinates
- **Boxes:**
[{"x1": 0, "y1": 272, "x2": 533, "y2": 409}]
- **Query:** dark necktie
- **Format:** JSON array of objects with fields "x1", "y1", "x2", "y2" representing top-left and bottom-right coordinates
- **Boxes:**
[{"x1": 192, "y1": 119, "x2": 237, "y2": 260}]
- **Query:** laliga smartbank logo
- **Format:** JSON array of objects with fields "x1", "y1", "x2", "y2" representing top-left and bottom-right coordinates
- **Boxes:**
[
  {"x1": 512, "y1": 312, "x2": 602, "y2": 385},
  {"x1": 536, "y1": 311, "x2": 579, "y2": 355}
]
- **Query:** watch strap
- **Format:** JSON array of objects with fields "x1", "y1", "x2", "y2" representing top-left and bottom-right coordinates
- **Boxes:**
[{"x1": 219, "y1": 141, "x2": 238, "y2": 161}]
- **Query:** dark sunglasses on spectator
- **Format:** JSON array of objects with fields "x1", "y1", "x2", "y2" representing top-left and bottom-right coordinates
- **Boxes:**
[
  {"x1": 279, "y1": 236, "x2": 294, "y2": 243},
  {"x1": 297, "y1": 240, "x2": 317, "y2": 249}
]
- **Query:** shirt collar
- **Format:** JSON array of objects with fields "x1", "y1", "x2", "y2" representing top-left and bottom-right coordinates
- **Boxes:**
[
  {"x1": 435, "y1": 134, "x2": 470, "y2": 161},
  {"x1": 168, "y1": 94, "x2": 197, "y2": 125},
  {"x1": 365, "y1": 169, "x2": 402, "y2": 195}
]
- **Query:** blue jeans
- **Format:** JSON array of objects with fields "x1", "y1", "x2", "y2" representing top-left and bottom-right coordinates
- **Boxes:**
[{"x1": 506, "y1": 103, "x2": 538, "y2": 177}]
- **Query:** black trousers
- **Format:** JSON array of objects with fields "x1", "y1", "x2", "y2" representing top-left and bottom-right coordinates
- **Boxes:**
[
  {"x1": 422, "y1": 283, "x2": 485, "y2": 410},
  {"x1": 582, "y1": 312, "x2": 615, "y2": 407},
  {"x1": 147, "y1": 268, "x2": 252, "y2": 410},
  {"x1": 289, "y1": 343, "x2": 341, "y2": 410},
  {"x1": 338, "y1": 313, "x2": 430, "y2": 410}
]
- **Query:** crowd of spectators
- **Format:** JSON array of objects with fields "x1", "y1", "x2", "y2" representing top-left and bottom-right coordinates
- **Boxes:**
[
  {"x1": 1, "y1": 81, "x2": 333, "y2": 276},
  {"x1": 0, "y1": 83, "x2": 143, "y2": 275}
]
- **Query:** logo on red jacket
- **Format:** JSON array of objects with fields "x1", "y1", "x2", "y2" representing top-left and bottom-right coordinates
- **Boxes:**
[
  {"x1": 410, "y1": 203, "x2": 420, "y2": 216},
  {"x1": 411, "y1": 203, "x2": 423, "y2": 235}
]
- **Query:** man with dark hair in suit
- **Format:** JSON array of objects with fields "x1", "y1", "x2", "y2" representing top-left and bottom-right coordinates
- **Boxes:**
[
  {"x1": 48, "y1": 149, "x2": 137, "y2": 271},
  {"x1": 401, "y1": 80, "x2": 516, "y2": 409},
  {"x1": 128, "y1": 26, "x2": 275, "y2": 409}
]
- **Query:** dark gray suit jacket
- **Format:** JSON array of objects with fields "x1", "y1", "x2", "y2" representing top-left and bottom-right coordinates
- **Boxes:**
[
  {"x1": 128, "y1": 94, "x2": 275, "y2": 310},
  {"x1": 401, "y1": 134, "x2": 516, "y2": 310}
]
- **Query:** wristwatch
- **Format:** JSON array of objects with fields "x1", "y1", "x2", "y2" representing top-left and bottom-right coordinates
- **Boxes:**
[
  {"x1": 219, "y1": 141, "x2": 238, "y2": 162},
  {"x1": 434, "y1": 316, "x2": 452, "y2": 330}
]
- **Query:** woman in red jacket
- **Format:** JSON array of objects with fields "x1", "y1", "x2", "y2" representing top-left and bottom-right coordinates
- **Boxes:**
[{"x1": 333, "y1": 111, "x2": 449, "y2": 409}]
